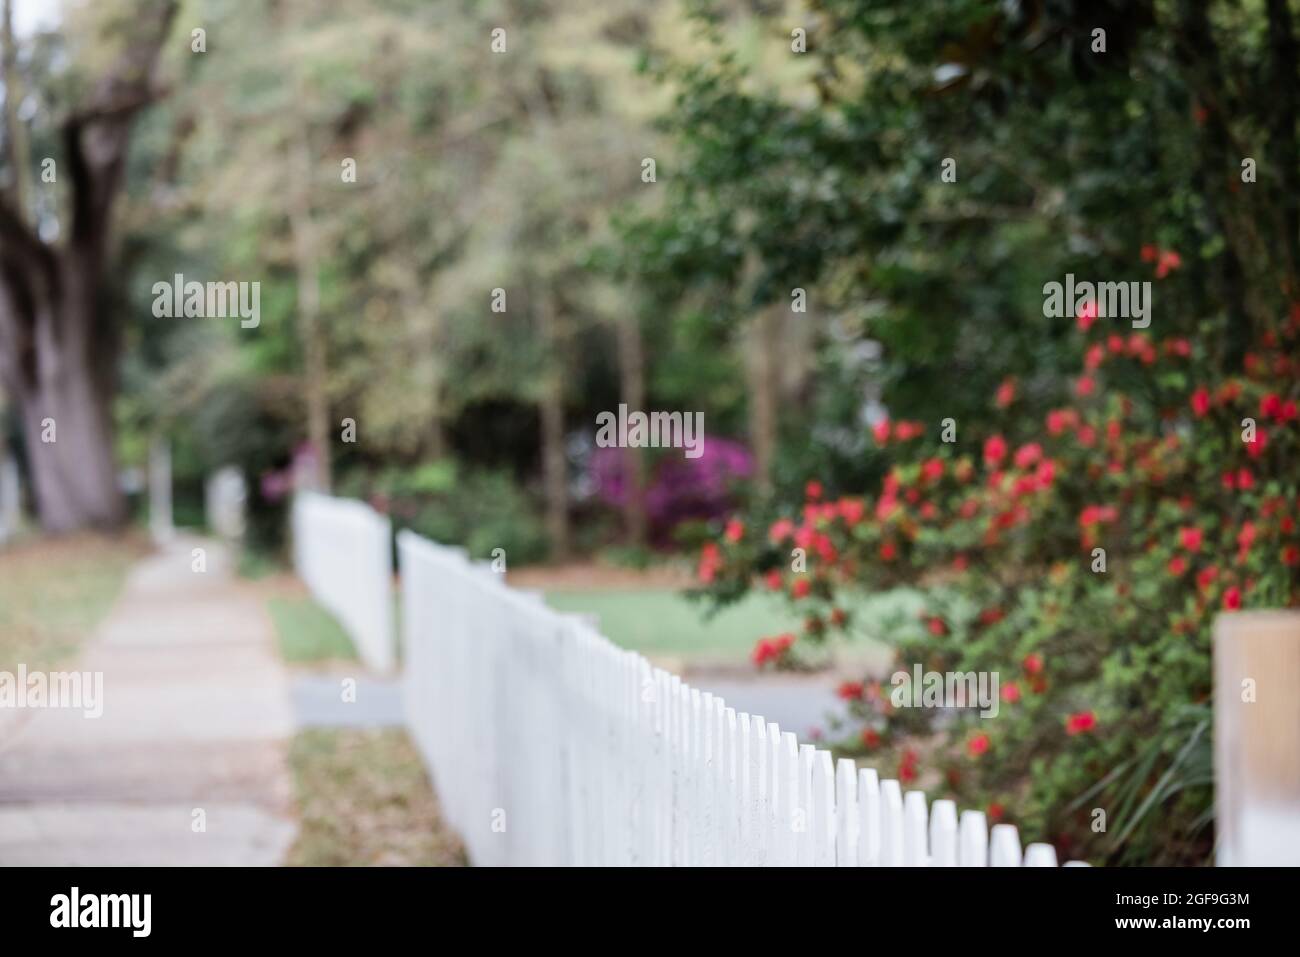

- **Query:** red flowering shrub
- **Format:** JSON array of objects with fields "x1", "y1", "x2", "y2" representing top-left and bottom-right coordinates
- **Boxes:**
[{"x1": 696, "y1": 292, "x2": 1300, "y2": 865}]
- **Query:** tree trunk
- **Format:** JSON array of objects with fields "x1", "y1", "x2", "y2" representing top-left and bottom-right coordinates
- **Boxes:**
[
  {"x1": 288, "y1": 130, "x2": 332, "y2": 492},
  {"x1": 12, "y1": 321, "x2": 123, "y2": 531},
  {"x1": 537, "y1": 293, "x2": 570, "y2": 559},
  {"x1": 1, "y1": 0, "x2": 32, "y2": 221},
  {"x1": 746, "y1": 304, "x2": 780, "y2": 498},
  {"x1": 1267, "y1": 0, "x2": 1300, "y2": 295},
  {"x1": 615, "y1": 311, "x2": 647, "y2": 546},
  {"x1": 0, "y1": 1, "x2": 175, "y2": 532}
]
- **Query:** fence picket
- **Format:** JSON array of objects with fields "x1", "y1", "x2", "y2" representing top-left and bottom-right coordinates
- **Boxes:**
[
  {"x1": 1024, "y1": 843, "x2": 1059, "y2": 867},
  {"x1": 903, "y1": 790, "x2": 929, "y2": 866},
  {"x1": 812, "y1": 751, "x2": 837, "y2": 866},
  {"x1": 835, "y1": 758, "x2": 858, "y2": 867},
  {"x1": 960, "y1": 810, "x2": 989, "y2": 866},
  {"x1": 776, "y1": 732, "x2": 799, "y2": 866},
  {"x1": 929, "y1": 800, "x2": 958, "y2": 866},
  {"x1": 990, "y1": 824, "x2": 1023, "y2": 867},
  {"x1": 797, "y1": 744, "x2": 816, "y2": 866},
  {"x1": 858, "y1": 768, "x2": 881, "y2": 866},
  {"x1": 879, "y1": 779, "x2": 905, "y2": 866},
  {"x1": 748, "y1": 715, "x2": 769, "y2": 866}
]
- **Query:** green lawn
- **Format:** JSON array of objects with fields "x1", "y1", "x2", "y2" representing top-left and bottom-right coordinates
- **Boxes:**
[
  {"x1": 266, "y1": 593, "x2": 359, "y2": 664},
  {"x1": 0, "y1": 535, "x2": 143, "y2": 672},
  {"x1": 285, "y1": 728, "x2": 466, "y2": 867},
  {"x1": 542, "y1": 587, "x2": 922, "y2": 662}
]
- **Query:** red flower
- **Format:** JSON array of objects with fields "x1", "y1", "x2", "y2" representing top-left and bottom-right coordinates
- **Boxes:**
[
  {"x1": 926, "y1": 616, "x2": 947, "y2": 636},
  {"x1": 791, "y1": 578, "x2": 811, "y2": 600},
  {"x1": 1140, "y1": 244, "x2": 1158, "y2": 263},
  {"x1": 1155, "y1": 249, "x2": 1182, "y2": 278},
  {"x1": 1261, "y1": 393, "x2": 1284, "y2": 420},
  {"x1": 724, "y1": 519, "x2": 745, "y2": 543},
  {"x1": 861, "y1": 728, "x2": 880, "y2": 749},
  {"x1": 1180, "y1": 526, "x2": 1203, "y2": 552},
  {"x1": 871, "y1": 419, "x2": 891, "y2": 445},
  {"x1": 1013, "y1": 442, "x2": 1043, "y2": 470},
  {"x1": 1190, "y1": 387, "x2": 1211, "y2": 417},
  {"x1": 1074, "y1": 376, "x2": 1096, "y2": 398},
  {"x1": 697, "y1": 542, "x2": 721, "y2": 583},
  {"x1": 987, "y1": 802, "x2": 1005, "y2": 823},
  {"x1": 879, "y1": 541, "x2": 897, "y2": 561},
  {"x1": 995, "y1": 378, "x2": 1017, "y2": 408},
  {"x1": 1283, "y1": 545, "x2": 1300, "y2": 567},
  {"x1": 894, "y1": 420, "x2": 924, "y2": 441},
  {"x1": 1223, "y1": 586, "x2": 1242, "y2": 611},
  {"x1": 1168, "y1": 555, "x2": 1187, "y2": 577},
  {"x1": 752, "y1": 633, "x2": 795, "y2": 666},
  {"x1": 983, "y1": 434, "x2": 1008, "y2": 467},
  {"x1": 763, "y1": 569, "x2": 783, "y2": 591},
  {"x1": 921, "y1": 458, "x2": 944, "y2": 482},
  {"x1": 805, "y1": 480, "x2": 823, "y2": 501},
  {"x1": 967, "y1": 733, "x2": 990, "y2": 758},
  {"x1": 837, "y1": 680, "x2": 864, "y2": 700},
  {"x1": 829, "y1": 607, "x2": 848, "y2": 627},
  {"x1": 768, "y1": 518, "x2": 795, "y2": 543},
  {"x1": 1000, "y1": 681, "x2": 1020, "y2": 704},
  {"x1": 1048, "y1": 409, "x2": 1077, "y2": 436},
  {"x1": 1076, "y1": 299, "x2": 1099, "y2": 332},
  {"x1": 1023, "y1": 652, "x2": 1044, "y2": 675},
  {"x1": 1236, "y1": 469, "x2": 1255, "y2": 490},
  {"x1": 979, "y1": 607, "x2": 1004, "y2": 626},
  {"x1": 1065, "y1": 711, "x2": 1097, "y2": 735},
  {"x1": 1197, "y1": 565, "x2": 1219, "y2": 591},
  {"x1": 1246, "y1": 426, "x2": 1268, "y2": 459},
  {"x1": 838, "y1": 498, "x2": 865, "y2": 525},
  {"x1": 952, "y1": 554, "x2": 969, "y2": 572},
  {"x1": 1236, "y1": 521, "x2": 1256, "y2": 560},
  {"x1": 898, "y1": 749, "x2": 918, "y2": 784}
]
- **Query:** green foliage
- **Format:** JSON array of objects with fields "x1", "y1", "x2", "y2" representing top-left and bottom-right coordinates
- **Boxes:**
[
  {"x1": 340, "y1": 463, "x2": 549, "y2": 565},
  {"x1": 699, "y1": 311, "x2": 1300, "y2": 865}
]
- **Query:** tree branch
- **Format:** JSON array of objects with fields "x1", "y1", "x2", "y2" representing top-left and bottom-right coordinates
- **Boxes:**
[{"x1": 63, "y1": 0, "x2": 178, "y2": 251}]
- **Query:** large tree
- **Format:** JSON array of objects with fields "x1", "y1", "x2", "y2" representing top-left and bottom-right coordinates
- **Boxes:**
[{"x1": 0, "y1": 0, "x2": 176, "y2": 531}]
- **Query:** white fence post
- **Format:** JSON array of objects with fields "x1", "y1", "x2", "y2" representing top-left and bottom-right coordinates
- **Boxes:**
[
  {"x1": 1214, "y1": 610, "x2": 1300, "y2": 865},
  {"x1": 148, "y1": 437, "x2": 173, "y2": 544}
]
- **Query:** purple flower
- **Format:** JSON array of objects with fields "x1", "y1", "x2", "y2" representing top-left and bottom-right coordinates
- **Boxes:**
[{"x1": 588, "y1": 436, "x2": 753, "y2": 539}]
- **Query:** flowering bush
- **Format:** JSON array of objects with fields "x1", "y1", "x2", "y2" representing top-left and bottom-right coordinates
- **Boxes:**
[
  {"x1": 696, "y1": 287, "x2": 1300, "y2": 865},
  {"x1": 590, "y1": 437, "x2": 753, "y2": 542}
]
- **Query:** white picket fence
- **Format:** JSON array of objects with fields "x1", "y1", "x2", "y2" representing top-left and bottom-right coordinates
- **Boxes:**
[
  {"x1": 291, "y1": 492, "x2": 395, "y2": 673},
  {"x1": 398, "y1": 527, "x2": 1075, "y2": 867}
]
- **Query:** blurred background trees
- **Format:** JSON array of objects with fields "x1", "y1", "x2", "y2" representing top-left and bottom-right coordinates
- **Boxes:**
[{"x1": 2, "y1": 0, "x2": 1298, "y2": 867}]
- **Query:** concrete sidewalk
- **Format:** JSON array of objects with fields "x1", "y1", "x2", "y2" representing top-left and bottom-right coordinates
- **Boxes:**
[{"x1": 0, "y1": 537, "x2": 297, "y2": 865}]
